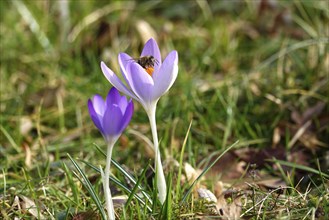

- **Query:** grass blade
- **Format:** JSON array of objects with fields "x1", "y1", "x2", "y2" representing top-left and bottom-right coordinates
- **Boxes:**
[
  {"x1": 162, "y1": 172, "x2": 173, "y2": 220},
  {"x1": 175, "y1": 120, "x2": 192, "y2": 203},
  {"x1": 0, "y1": 125, "x2": 20, "y2": 153},
  {"x1": 62, "y1": 162, "x2": 79, "y2": 204},
  {"x1": 269, "y1": 158, "x2": 329, "y2": 178},
  {"x1": 94, "y1": 144, "x2": 153, "y2": 205},
  {"x1": 67, "y1": 154, "x2": 107, "y2": 220},
  {"x1": 81, "y1": 160, "x2": 153, "y2": 212},
  {"x1": 125, "y1": 160, "x2": 151, "y2": 209}
]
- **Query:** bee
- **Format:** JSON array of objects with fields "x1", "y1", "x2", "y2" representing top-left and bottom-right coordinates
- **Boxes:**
[{"x1": 133, "y1": 55, "x2": 159, "y2": 75}]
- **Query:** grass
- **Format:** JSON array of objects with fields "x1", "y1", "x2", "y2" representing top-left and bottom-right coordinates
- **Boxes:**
[{"x1": 1, "y1": 0, "x2": 328, "y2": 219}]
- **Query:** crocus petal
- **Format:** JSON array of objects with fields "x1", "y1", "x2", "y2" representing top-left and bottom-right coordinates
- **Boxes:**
[
  {"x1": 120, "y1": 100, "x2": 134, "y2": 133},
  {"x1": 101, "y1": 61, "x2": 139, "y2": 100},
  {"x1": 118, "y1": 53, "x2": 134, "y2": 87},
  {"x1": 152, "y1": 50, "x2": 178, "y2": 100},
  {"x1": 127, "y1": 62, "x2": 155, "y2": 107},
  {"x1": 92, "y1": 94, "x2": 106, "y2": 116},
  {"x1": 103, "y1": 104, "x2": 124, "y2": 137},
  {"x1": 117, "y1": 95, "x2": 129, "y2": 114},
  {"x1": 106, "y1": 87, "x2": 121, "y2": 109},
  {"x1": 141, "y1": 38, "x2": 162, "y2": 73},
  {"x1": 88, "y1": 99, "x2": 104, "y2": 134}
]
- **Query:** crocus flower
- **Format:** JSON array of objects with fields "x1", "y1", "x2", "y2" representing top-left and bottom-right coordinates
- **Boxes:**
[
  {"x1": 88, "y1": 87, "x2": 134, "y2": 143},
  {"x1": 100, "y1": 38, "x2": 178, "y2": 204},
  {"x1": 100, "y1": 38, "x2": 178, "y2": 115},
  {"x1": 88, "y1": 87, "x2": 134, "y2": 220}
]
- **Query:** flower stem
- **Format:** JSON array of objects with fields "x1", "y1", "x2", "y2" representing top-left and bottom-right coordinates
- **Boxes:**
[
  {"x1": 147, "y1": 105, "x2": 167, "y2": 204},
  {"x1": 101, "y1": 141, "x2": 116, "y2": 220}
]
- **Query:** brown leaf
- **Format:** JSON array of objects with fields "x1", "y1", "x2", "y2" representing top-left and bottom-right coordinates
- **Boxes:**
[
  {"x1": 11, "y1": 196, "x2": 21, "y2": 210},
  {"x1": 298, "y1": 131, "x2": 327, "y2": 151},
  {"x1": 19, "y1": 195, "x2": 46, "y2": 219},
  {"x1": 234, "y1": 146, "x2": 286, "y2": 168},
  {"x1": 217, "y1": 192, "x2": 241, "y2": 220},
  {"x1": 184, "y1": 162, "x2": 203, "y2": 184},
  {"x1": 197, "y1": 188, "x2": 217, "y2": 203},
  {"x1": 206, "y1": 152, "x2": 244, "y2": 181},
  {"x1": 288, "y1": 120, "x2": 312, "y2": 149},
  {"x1": 256, "y1": 177, "x2": 286, "y2": 189}
]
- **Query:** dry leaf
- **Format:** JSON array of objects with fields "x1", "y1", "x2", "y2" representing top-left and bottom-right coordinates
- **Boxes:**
[
  {"x1": 19, "y1": 195, "x2": 46, "y2": 219},
  {"x1": 184, "y1": 162, "x2": 203, "y2": 184},
  {"x1": 206, "y1": 152, "x2": 244, "y2": 181},
  {"x1": 197, "y1": 188, "x2": 217, "y2": 203},
  {"x1": 298, "y1": 131, "x2": 327, "y2": 151},
  {"x1": 256, "y1": 177, "x2": 286, "y2": 189},
  {"x1": 197, "y1": 188, "x2": 220, "y2": 216},
  {"x1": 216, "y1": 189, "x2": 242, "y2": 219},
  {"x1": 288, "y1": 120, "x2": 312, "y2": 149},
  {"x1": 11, "y1": 196, "x2": 21, "y2": 210},
  {"x1": 219, "y1": 197, "x2": 242, "y2": 220}
]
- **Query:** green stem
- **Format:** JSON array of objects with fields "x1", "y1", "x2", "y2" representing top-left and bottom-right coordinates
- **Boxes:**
[
  {"x1": 147, "y1": 105, "x2": 167, "y2": 204},
  {"x1": 102, "y1": 140, "x2": 116, "y2": 220}
]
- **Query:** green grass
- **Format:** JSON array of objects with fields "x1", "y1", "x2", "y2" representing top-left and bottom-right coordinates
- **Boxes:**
[{"x1": 1, "y1": 0, "x2": 328, "y2": 219}]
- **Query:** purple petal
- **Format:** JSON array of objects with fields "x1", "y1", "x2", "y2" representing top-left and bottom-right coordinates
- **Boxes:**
[
  {"x1": 120, "y1": 99, "x2": 134, "y2": 133},
  {"x1": 101, "y1": 62, "x2": 139, "y2": 100},
  {"x1": 127, "y1": 62, "x2": 155, "y2": 106},
  {"x1": 103, "y1": 104, "x2": 124, "y2": 137},
  {"x1": 106, "y1": 87, "x2": 121, "y2": 108},
  {"x1": 118, "y1": 53, "x2": 134, "y2": 87},
  {"x1": 117, "y1": 95, "x2": 129, "y2": 114},
  {"x1": 88, "y1": 99, "x2": 104, "y2": 134},
  {"x1": 141, "y1": 38, "x2": 162, "y2": 73},
  {"x1": 92, "y1": 94, "x2": 105, "y2": 116},
  {"x1": 152, "y1": 50, "x2": 178, "y2": 100}
]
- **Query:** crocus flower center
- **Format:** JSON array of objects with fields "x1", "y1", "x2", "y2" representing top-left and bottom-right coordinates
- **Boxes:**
[{"x1": 135, "y1": 55, "x2": 158, "y2": 76}]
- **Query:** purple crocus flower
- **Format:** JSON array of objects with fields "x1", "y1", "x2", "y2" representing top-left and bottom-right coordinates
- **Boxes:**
[
  {"x1": 88, "y1": 87, "x2": 134, "y2": 143},
  {"x1": 100, "y1": 38, "x2": 178, "y2": 112},
  {"x1": 100, "y1": 38, "x2": 178, "y2": 204},
  {"x1": 88, "y1": 87, "x2": 133, "y2": 219}
]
